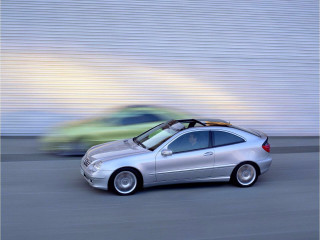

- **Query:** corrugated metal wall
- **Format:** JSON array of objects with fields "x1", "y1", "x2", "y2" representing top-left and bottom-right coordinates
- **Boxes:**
[{"x1": 2, "y1": 0, "x2": 319, "y2": 136}]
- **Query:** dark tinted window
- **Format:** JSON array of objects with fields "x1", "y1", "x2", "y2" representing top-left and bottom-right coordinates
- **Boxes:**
[
  {"x1": 119, "y1": 114, "x2": 162, "y2": 125},
  {"x1": 213, "y1": 131, "x2": 245, "y2": 147},
  {"x1": 168, "y1": 131, "x2": 210, "y2": 153}
]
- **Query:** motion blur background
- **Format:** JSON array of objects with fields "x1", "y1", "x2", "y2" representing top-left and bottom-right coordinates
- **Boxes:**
[{"x1": 2, "y1": 0, "x2": 319, "y2": 137}]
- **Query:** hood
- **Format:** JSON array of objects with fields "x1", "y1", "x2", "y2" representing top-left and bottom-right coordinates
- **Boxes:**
[{"x1": 87, "y1": 138, "x2": 149, "y2": 161}]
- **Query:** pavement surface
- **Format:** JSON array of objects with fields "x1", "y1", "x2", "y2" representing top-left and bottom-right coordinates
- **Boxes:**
[{"x1": 1, "y1": 137, "x2": 319, "y2": 240}]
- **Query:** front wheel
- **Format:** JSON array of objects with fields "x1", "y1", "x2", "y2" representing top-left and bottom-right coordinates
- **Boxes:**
[
  {"x1": 232, "y1": 163, "x2": 258, "y2": 187},
  {"x1": 109, "y1": 168, "x2": 140, "y2": 195}
]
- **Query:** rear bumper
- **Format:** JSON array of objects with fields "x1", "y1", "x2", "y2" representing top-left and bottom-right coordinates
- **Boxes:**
[
  {"x1": 80, "y1": 166, "x2": 112, "y2": 190},
  {"x1": 257, "y1": 156, "x2": 272, "y2": 175}
]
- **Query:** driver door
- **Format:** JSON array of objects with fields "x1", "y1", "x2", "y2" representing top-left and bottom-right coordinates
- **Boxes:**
[{"x1": 155, "y1": 130, "x2": 214, "y2": 182}]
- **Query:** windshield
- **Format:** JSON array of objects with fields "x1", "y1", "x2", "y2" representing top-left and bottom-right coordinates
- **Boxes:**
[{"x1": 134, "y1": 120, "x2": 185, "y2": 151}]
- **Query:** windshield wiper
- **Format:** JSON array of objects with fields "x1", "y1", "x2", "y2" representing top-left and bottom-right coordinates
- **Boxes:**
[{"x1": 133, "y1": 137, "x2": 147, "y2": 149}]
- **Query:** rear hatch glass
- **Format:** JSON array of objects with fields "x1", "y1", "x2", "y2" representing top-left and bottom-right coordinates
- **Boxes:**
[{"x1": 231, "y1": 125, "x2": 265, "y2": 138}]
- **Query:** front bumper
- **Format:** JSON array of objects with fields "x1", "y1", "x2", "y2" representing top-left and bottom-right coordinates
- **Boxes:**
[{"x1": 80, "y1": 165, "x2": 112, "y2": 190}]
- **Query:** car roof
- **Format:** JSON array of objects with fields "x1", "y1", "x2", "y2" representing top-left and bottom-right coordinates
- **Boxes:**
[
  {"x1": 177, "y1": 118, "x2": 230, "y2": 127},
  {"x1": 176, "y1": 118, "x2": 261, "y2": 137}
]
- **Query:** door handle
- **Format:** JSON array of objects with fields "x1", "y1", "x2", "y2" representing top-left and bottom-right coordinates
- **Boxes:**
[{"x1": 203, "y1": 152, "x2": 213, "y2": 156}]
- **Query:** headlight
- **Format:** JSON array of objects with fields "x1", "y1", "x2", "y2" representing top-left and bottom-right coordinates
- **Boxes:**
[{"x1": 89, "y1": 161, "x2": 102, "y2": 172}]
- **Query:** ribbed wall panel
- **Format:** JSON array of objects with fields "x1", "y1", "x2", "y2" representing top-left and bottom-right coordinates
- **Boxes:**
[{"x1": 1, "y1": 0, "x2": 319, "y2": 136}]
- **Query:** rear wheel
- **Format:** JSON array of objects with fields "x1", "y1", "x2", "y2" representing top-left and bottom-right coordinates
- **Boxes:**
[
  {"x1": 232, "y1": 163, "x2": 258, "y2": 187},
  {"x1": 109, "y1": 168, "x2": 141, "y2": 195}
]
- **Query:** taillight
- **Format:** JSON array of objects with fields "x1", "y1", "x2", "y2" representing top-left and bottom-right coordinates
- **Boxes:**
[{"x1": 262, "y1": 139, "x2": 270, "y2": 152}]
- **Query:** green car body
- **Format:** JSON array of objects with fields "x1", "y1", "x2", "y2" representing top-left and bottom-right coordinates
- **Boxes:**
[{"x1": 41, "y1": 106, "x2": 189, "y2": 155}]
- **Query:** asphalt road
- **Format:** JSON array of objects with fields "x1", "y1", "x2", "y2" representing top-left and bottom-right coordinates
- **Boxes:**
[{"x1": 1, "y1": 138, "x2": 319, "y2": 240}]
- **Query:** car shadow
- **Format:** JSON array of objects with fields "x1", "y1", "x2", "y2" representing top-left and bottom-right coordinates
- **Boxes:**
[
  {"x1": 142, "y1": 181, "x2": 231, "y2": 193},
  {"x1": 76, "y1": 180, "x2": 232, "y2": 196}
]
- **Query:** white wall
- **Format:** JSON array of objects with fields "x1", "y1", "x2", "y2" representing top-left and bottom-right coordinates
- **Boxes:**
[{"x1": 2, "y1": 0, "x2": 319, "y2": 136}]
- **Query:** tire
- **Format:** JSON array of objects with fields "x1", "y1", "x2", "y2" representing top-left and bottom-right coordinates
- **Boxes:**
[
  {"x1": 109, "y1": 168, "x2": 141, "y2": 195},
  {"x1": 231, "y1": 163, "x2": 258, "y2": 187}
]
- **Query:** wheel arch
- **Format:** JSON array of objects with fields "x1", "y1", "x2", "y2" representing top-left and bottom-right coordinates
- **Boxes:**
[
  {"x1": 108, "y1": 166, "x2": 144, "y2": 189},
  {"x1": 231, "y1": 160, "x2": 261, "y2": 177}
]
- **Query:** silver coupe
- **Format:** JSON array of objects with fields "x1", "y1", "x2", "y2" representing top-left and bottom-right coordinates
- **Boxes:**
[{"x1": 80, "y1": 119, "x2": 272, "y2": 195}]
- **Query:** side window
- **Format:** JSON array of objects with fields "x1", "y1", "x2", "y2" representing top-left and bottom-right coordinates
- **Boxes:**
[
  {"x1": 119, "y1": 113, "x2": 162, "y2": 125},
  {"x1": 168, "y1": 131, "x2": 210, "y2": 154},
  {"x1": 213, "y1": 131, "x2": 245, "y2": 147}
]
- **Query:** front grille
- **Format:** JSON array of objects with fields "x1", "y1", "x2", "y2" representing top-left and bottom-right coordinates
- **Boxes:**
[{"x1": 84, "y1": 157, "x2": 92, "y2": 167}]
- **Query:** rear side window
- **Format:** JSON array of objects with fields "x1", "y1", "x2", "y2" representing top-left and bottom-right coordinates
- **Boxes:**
[{"x1": 213, "y1": 131, "x2": 245, "y2": 147}]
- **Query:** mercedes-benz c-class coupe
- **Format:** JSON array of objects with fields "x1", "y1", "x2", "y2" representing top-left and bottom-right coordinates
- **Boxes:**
[{"x1": 80, "y1": 119, "x2": 272, "y2": 195}]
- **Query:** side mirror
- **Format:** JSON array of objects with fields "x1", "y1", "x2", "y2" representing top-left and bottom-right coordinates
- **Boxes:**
[{"x1": 161, "y1": 149, "x2": 173, "y2": 157}]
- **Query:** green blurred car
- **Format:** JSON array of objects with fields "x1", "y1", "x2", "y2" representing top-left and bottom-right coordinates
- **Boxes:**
[{"x1": 41, "y1": 105, "x2": 189, "y2": 155}]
